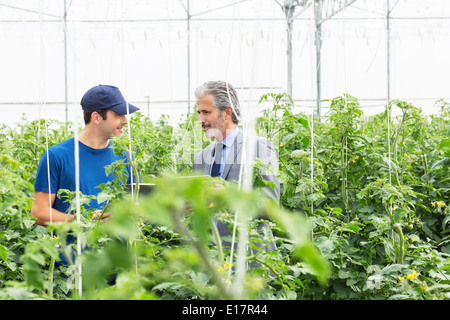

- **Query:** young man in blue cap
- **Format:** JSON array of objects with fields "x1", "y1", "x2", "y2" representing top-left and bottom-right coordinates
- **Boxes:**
[{"x1": 31, "y1": 84, "x2": 139, "y2": 226}]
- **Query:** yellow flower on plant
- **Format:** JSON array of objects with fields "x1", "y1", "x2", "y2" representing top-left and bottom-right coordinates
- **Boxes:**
[
  {"x1": 53, "y1": 235, "x2": 58, "y2": 241},
  {"x1": 218, "y1": 266, "x2": 224, "y2": 273},
  {"x1": 398, "y1": 276, "x2": 405, "y2": 282},
  {"x1": 411, "y1": 155, "x2": 415, "y2": 159},
  {"x1": 224, "y1": 261, "x2": 231, "y2": 270},
  {"x1": 436, "y1": 201, "x2": 446, "y2": 207},
  {"x1": 406, "y1": 270, "x2": 420, "y2": 280},
  {"x1": 355, "y1": 156, "x2": 359, "y2": 160},
  {"x1": 404, "y1": 153, "x2": 408, "y2": 158}
]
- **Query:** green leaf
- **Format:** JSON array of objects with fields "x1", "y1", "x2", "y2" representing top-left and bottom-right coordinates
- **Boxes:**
[
  {"x1": 438, "y1": 137, "x2": 450, "y2": 150},
  {"x1": 430, "y1": 157, "x2": 450, "y2": 171},
  {"x1": 0, "y1": 243, "x2": 8, "y2": 262},
  {"x1": 266, "y1": 202, "x2": 330, "y2": 286}
]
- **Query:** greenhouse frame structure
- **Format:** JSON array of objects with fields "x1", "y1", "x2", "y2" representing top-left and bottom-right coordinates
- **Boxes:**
[
  {"x1": 0, "y1": 0, "x2": 449, "y2": 124},
  {"x1": 2, "y1": 0, "x2": 448, "y2": 297}
]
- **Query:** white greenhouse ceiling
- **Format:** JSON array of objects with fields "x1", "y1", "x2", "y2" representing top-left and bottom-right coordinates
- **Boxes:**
[{"x1": 0, "y1": 0, "x2": 449, "y2": 124}]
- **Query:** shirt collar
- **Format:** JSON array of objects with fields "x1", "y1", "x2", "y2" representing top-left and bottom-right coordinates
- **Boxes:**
[{"x1": 221, "y1": 126, "x2": 239, "y2": 149}]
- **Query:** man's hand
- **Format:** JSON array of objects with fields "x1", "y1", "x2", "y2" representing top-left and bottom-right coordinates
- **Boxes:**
[{"x1": 92, "y1": 210, "x2": 111, "y2": 223}]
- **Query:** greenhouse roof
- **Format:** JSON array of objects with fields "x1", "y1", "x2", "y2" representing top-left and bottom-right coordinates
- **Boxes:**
[{"x1": 0, "y1": 0, "x2": 449, "y2": 125}]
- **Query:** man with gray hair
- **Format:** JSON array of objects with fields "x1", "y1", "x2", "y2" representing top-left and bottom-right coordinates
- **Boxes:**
[
  {"x1": 192, "y1": 80, "x2": 280, "y2": 256},
  {"x1": 193, "y1": 80, "x2": 279, "y2": 201}
]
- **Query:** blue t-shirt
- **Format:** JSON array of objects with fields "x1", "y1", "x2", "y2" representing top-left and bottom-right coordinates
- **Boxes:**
[{"x1": 34, "y1": 137, "x2": 131, "y2": 214}]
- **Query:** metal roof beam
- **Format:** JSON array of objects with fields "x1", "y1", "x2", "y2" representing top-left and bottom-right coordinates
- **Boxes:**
[
  {"x1": 317, "y1": 0, "x2": 359, "y2": 25},
  {"x1": 0, "y1": 2, "x2": 62, "y2": 19}
]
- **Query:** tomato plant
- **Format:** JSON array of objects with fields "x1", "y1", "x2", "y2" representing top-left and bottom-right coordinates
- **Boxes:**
[{"x1": 0, "y1": 96, "x2": 449, "y2": 300}]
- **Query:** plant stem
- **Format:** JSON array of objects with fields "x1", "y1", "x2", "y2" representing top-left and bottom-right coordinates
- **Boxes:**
[
  {"x1": 172, "y1": 212, "x2": 233, "y2": 299},
  {"x1": 125, "y1": 151, "x2": 140, "y2": 202},
  {"x1": 250, "y1": 255, "x2": 290, "y2": 298},
  {"x1": 385, "y1": 202, "x2": 405, "y2": 264},
  {"x1": 341, "y1": 137, "x2": 349, "y2": 211},
  {"x1": 392, "y1": 109, "x2": 407, "y2": 186},
  {"x1": 393, "y1": 223, "x2": 405, "y2": 264},
  {"x1": 48, "y1": 256, "x2": 55, "y2": 298},
  {"x1": 233, "y1": 215, "x2": 249, "y2": 299},
  {"x1": 210, "y1": 219, "x2": 224, "y2": 266}
]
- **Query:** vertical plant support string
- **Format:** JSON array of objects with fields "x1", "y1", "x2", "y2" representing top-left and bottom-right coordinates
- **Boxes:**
[
  {"x1": 37, "y1": 0, "x2": 53, "y2": 229},
  {"x1": 310, "y1": 13, "x2": 316, "y2": 238},
  {"x1": 119, "y1": 0, "x2": 140, "y2": 277},
  {"x1": 74, "y1": 119, "x2": 82, "y2": 296},
  {"x1": 38, "y1": 0, "x2": 60, "y2": 297},
  {"x1": 65, "y1": 1, "x2": 83, "y2": 298},
  {"x1": 44, "y1": 122, "x2": 52, "y2": 228},
  {"x1": 225, "y1": 1, "x2": 266, "y2": 297},
  {"x1": 224, "y1": 1, "x2": 243, "y2": 290}
]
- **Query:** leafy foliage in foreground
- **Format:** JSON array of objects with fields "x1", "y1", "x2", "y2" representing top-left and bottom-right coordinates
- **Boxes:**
[
  {"x1": 0, "y1": 96, "x2": 449, "y2": 300},
  {"x1": 257, "y1": 94, "x2": 450, "y2": 299}
]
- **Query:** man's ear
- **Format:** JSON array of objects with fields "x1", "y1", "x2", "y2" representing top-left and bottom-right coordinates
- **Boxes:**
[
  {"x1": 91, "y1": 111, "x2": 101, "y2": 124},
  {"x1": 225, "y1": 106, "x2": 233, "y2": 119}
]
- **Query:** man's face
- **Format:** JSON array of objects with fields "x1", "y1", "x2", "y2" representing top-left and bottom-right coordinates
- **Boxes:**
[
  {"x1": 100, "y1": 109, "x2": 128, "y2": 139},
  {"x1": 197, "y1": 94, "x2": 228, "y2": 140}
]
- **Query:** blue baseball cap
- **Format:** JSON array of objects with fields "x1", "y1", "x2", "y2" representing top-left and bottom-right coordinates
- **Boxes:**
[{"x1": 81, "y1": 85, "x2": 139, "y2": 115}]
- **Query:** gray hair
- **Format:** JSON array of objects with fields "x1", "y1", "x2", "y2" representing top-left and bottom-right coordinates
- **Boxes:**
[{"x1": 194, "y1": 80, "x2": 241, "y2": 124}]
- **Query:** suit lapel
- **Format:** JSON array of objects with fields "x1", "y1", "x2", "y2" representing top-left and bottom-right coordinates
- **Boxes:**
[
  {"x1": 222, "y1": 130, "x2": 243, "y2": 180},
  {"x1": 202, "y1": 143, "x2": 216, "y2": 176}
]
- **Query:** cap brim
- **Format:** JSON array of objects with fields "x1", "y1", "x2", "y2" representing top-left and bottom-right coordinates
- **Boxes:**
[{"x1": 109, "y1": 102, "x2": 140, "y2": 115}]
